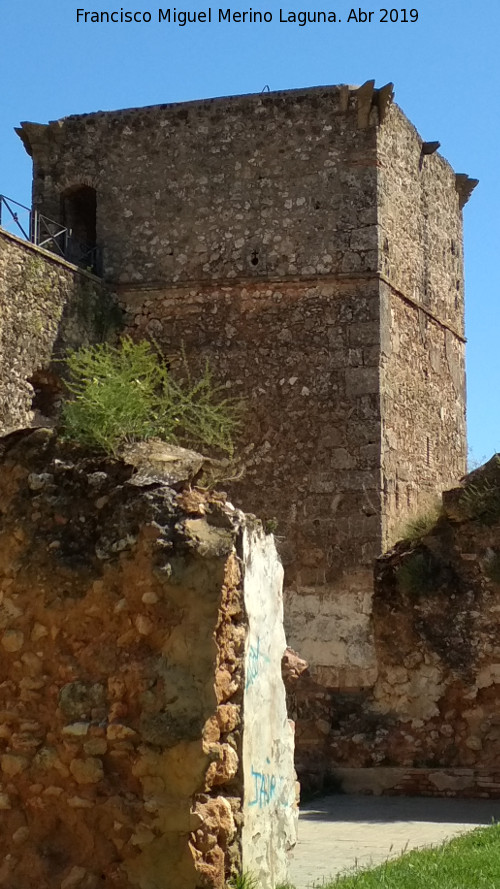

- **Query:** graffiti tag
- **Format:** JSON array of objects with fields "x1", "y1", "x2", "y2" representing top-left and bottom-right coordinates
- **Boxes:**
[
  {"x1": 248, "y1": 761, "x2": 291, "y2": 809},
  {"x1": 245, "y1": 636, "x2": 270, "y2": 690}
]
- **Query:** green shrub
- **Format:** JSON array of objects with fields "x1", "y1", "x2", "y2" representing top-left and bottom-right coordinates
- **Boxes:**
[
  {"x1": 263, "y1": 517, "x2": 279, "y2": 535},
  {"x1": 60, "y1": 337, "x2": 240, "y2": 456}
]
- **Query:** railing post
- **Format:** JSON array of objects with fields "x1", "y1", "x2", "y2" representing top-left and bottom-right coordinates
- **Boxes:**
[{"x1": 0, "y1": 194, "x2": 99, "y2": 273}]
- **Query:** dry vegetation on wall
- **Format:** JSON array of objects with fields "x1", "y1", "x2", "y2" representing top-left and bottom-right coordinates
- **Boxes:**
[{"x1": 396, "y1": 500, "x2": 442, "y2": 544}]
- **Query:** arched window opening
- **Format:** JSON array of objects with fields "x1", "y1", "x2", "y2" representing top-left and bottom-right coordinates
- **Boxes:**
[{"x1": 61, "y1": 185, "x2": 98, "y2": 271}]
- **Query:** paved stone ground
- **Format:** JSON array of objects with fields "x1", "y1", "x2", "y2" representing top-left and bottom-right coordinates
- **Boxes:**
[{"x1": 288, "y1": 794, "x2": 500, "y2": 888}]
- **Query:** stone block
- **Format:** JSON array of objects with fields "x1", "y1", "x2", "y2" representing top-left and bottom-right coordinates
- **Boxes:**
[{"x1": 345, "y1": 367, "x2": 380, "y2": 397}]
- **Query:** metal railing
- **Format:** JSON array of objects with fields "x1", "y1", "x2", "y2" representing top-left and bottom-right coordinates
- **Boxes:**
[
  {"x1": 0, "y1": 194, "x2": 32, "y2": 241},
  {"x1": 0, "y1": 194, "x2": 101, "y2": 274}
]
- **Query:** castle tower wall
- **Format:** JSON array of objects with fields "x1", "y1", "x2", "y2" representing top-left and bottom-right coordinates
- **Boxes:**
[
  {"x1": 377, "y1": 105, "x2": 467, "y2": 546},
  {"x1": 21, "y1": 88, "x2": 379, "y2": 286},
  {"x1": 122, "y1": 275, "x2": 382, "y2": 687},
  {"x1": 17, "y1": 86, "x2": 473, "y2": 694}
]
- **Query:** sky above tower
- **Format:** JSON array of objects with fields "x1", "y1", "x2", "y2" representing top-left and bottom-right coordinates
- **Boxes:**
[{"x1": 1, "y1": 0, "x2": 498, "y2": 465}]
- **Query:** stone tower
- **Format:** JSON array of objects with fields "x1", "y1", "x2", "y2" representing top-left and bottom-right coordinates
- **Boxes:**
[{"x1": 18, "y1": 83, "x2": 476, "y2": 691}]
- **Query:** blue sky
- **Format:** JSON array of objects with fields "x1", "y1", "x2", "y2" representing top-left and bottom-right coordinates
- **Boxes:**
[{"x1": 1, "y1": 0, "x2": 499, "y2": 465}]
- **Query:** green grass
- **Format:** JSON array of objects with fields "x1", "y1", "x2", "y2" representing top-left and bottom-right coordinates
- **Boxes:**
[
  {"x1": 228, "y1": 875, "x2": 259, "y2": 889},
  {"x1": 315, "y1": 824, "x2": 500, "y2": 889},
  {"x1": 226, "y1": 825, "x2": 500, "y2": 889}
]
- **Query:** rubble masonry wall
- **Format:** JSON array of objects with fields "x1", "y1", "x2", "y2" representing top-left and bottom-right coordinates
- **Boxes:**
[
  {"x1": 0, "y1": 230, "x2": 115, "y2": 434},
  {"x1": 0, "y1": 429, "x2": 295, "y2": 888}
]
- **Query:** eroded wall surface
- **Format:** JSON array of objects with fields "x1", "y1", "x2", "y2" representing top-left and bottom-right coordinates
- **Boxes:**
[
  {"x1": 0, "y1": 230, "x2": 116, "y2": 434},
  {"x1": 241, "y1": 525, "x2": 296, "y2": 887},
  {"x1": 378, "y1": 105, "x2": 468, "y2": 546},
  {"x1": 0, "y1": 429, "x2": 294, "y2": 887},
  {"x1": 324, "y1": 458, "x2": 500, "y2": 797}
]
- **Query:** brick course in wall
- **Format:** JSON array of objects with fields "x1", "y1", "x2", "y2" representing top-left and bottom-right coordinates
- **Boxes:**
[{"x1": 329, "y1": 768, "x2": 500, "y2": 799}]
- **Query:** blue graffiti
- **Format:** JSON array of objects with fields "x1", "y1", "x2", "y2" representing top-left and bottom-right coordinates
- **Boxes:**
[
  {"x1": 245, "y1": 636, "x2": 270, "y2": 690},
  {"x1": 248, "y1": 759, "x2": 291, "y2": 809}
]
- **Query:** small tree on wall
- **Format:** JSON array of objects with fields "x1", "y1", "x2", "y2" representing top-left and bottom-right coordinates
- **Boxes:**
[{"x1": 60, "y1": 337, "x2": 240, "y2": 456}]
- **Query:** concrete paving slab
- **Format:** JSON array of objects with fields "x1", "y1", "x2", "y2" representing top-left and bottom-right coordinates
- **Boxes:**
[{"x1": 288, "y1": 794, "x2": 500, "y2": 888}]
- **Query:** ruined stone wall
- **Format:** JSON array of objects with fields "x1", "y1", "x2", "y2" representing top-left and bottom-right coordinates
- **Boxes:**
[
  {"x1": 317, "y1": 457, "x2": 500, "y2": 798},
  {"x1": 378, "y1": 105, "x2": 468, "y2": 545},
  {"x1": 0, "y1": 429, "x2": 295, "y2": 888},
  {"x1": 0, "y1": 229, "x2": 117, "y2": 434}
]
